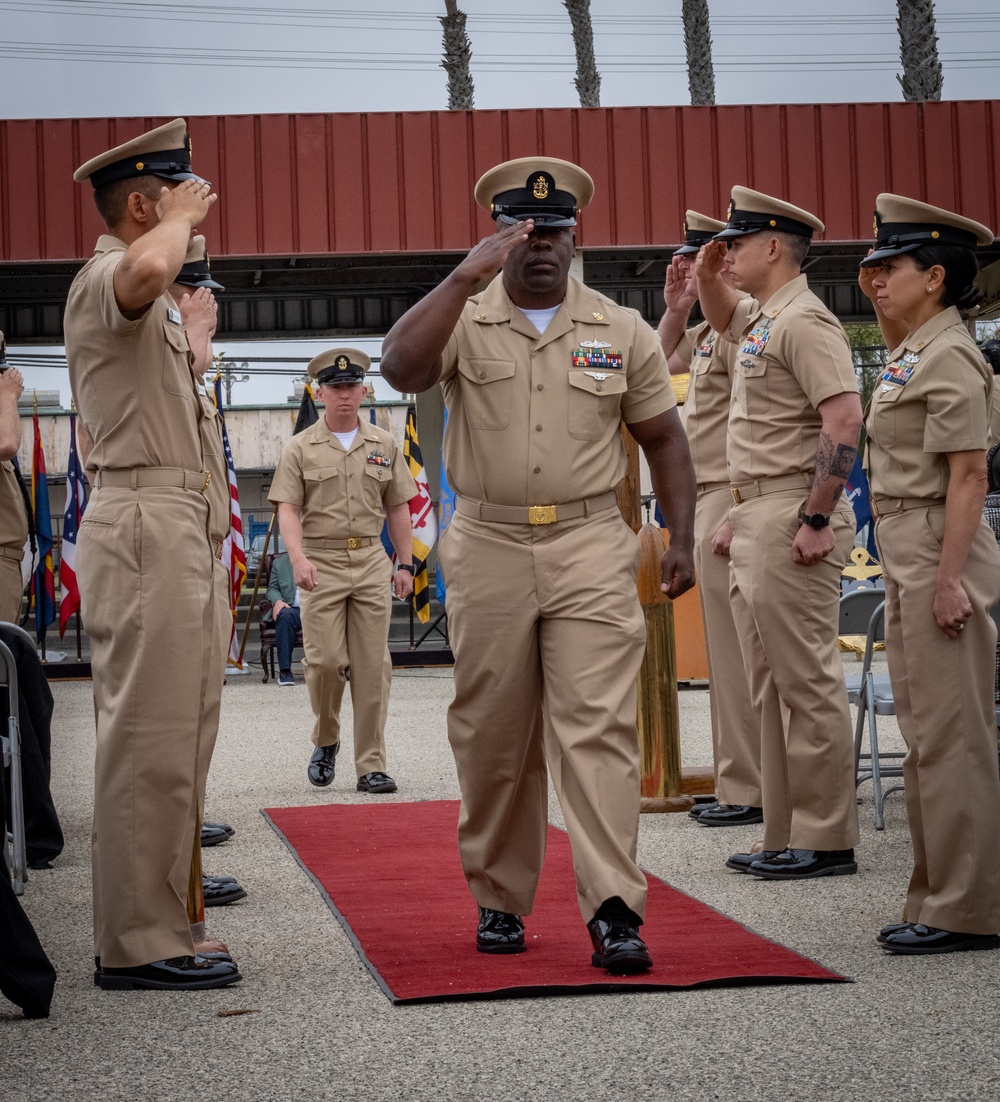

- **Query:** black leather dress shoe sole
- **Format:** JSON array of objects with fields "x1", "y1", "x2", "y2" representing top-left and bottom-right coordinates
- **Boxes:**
[
  {"x1": 881, "y1": 924, "x2": 1000, "y2": 955},
  {"x1": 476, "y1": 906, "x2": 526, "y2": 953},
  {"x1": 698, "y1": 805, "x2": 764, "y2": 827},
  {"x1": 200, "y1": 822, "x2": 235, "y2": 847},
  {"x1": 98, "y1": 956, "x2": 243, "y2": 991},
  {"x1": 308, "y1": 743, "x2": 339, "y2": 787},
  {"x1": 746, "y1": 848, "x2": 857, "y2": 880},
  {"x1": 203, "y1": 878, "x2": 248, "y2": 907},
  {"x1": 725, "y1": 850, "x2": 780, "y2": 873}
]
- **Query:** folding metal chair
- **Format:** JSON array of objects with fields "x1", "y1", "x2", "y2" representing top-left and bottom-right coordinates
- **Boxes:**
[{"x1": 0, "y1": 622, "x2": 35, "y2": 896}]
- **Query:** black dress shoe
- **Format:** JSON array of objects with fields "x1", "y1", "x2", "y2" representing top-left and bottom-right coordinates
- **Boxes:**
[
  {"x1": 687, "y1": 800, "x2": 720, "y2": 821},
  {"x1": 356, "y1": 771, "x2": 398, "y2": 794},
  {"x1": 881, "y1": 923, "x2": 1000, "y2": 955},
  {"x1": 476, "y1": 906, "x2": 526, "y2": 954},
  {"x1": 698, "y1": 804, "x2": 764, "y2": 828},
  {"x1": 876, "y1": 921, "x2": 913, "y2": 945},
  {"x1": 308, "y1": 743, "x2": 339, "y2": 787},
  {"x1": 747, "y1": 848, "x2": 857, "y2": 880},
  {"x1": 200, "y1": 822, "x2": 235, "y2": 847},
  {"x1": 97, "y1": 955, "x2": 242, "y2": 991},
  {"x1": 587, "y1": 914, "x2": 653, "y2": 974},
  {"x1": 725, "y1": 849, "x2": 780, "y2": 873},
  {"x1": 203, "y1": 876, "x2": 248, "y2": 906}
]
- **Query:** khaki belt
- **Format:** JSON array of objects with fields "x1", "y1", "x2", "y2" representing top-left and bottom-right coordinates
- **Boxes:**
[
  {"x1": 730, "y1": 471, "x2": 813, "y2": 505},
  {"x1": 697, "y1": 480, "x2": 731, "y2": 494},
  {"x1": 0, "y1": 545, "x2": 23, "y2": 562},
  {"x1": 94, "y1": 467, "x2": 211, "y2": 491},
  {"x1": 303, "y1": 536, "x2": 376, "y2": 550},
  {"x1": 455, "y1": 491, "x2": 617, "y2": 526},
  {"x1": 870, "y1": 496, "x2": 945, "y2": 519}
]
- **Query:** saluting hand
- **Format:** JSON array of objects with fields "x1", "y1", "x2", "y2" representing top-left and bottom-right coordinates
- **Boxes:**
[
  {"x1": 663, "y1": 256, "x2": 698, "y2": 316},
  {"x1": 454, "y1": 219, "x2": 535, "y2": 285},
  {"x1": 156, "y1": 179, "x2": 218, "y2": 229},
  {"x1": 179, "y1": 287, "x2": 218, "y2": 337},
  {"x1": 0, "y1": 366, "x2": 24, "y2": 401},
  {"x1": 857, "y1": 251, "x2": 878, "y2": 304},
  {"x1": 694, "y1": 240, "x2": 727, "y2": 282}
]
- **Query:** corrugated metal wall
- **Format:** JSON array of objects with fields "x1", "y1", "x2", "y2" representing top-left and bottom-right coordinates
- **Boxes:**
[{"x1": 2, "y1": 101, "x2": 998, "y2": 262}]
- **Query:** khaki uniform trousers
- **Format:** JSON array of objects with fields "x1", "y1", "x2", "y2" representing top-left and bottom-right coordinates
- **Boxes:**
[
  {"x1": 693, "y1": 486, "x2": 761, "y2": 806},
  {"x1": 78, "y1": 486, "x2": 220, "y2": 968},
  {"x1": 0, "y1": 554, "x2": 23, "y2": 623},
  {"x1": 300, "y1": 543, "x2": 392, "y2": 776},
  {"x1": 729, "y1": 491, "x2": 859, "y2": 852},
  {"x1": 438, "y1": 505, "x2": 648, "y2": 924},
  {"x1": 876, "y1": 507, "x2": 1000, "y2": 934}
]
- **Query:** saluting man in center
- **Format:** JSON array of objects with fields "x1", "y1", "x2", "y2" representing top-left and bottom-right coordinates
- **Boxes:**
[{"x1": 269, "y1": 350, "x2": 417, "y2": 795}]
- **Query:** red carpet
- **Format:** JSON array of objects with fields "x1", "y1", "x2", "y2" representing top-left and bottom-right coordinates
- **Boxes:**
[{"x1": 263, "y1": 800, "x2": 847, "y2": 1004}]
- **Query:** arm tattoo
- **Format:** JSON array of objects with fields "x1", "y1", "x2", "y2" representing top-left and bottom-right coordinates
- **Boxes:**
[{"x1": 815, "y1": 432, "x2": 858, "y2": 483}]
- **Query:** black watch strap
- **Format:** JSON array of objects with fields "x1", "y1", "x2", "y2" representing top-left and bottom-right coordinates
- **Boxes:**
[
  {"x1": 397, "y1": 563, "x2": 415, "y2": 574},
  {"x1": 800, "y1": 511, "x2": 831, "y2": 530}
]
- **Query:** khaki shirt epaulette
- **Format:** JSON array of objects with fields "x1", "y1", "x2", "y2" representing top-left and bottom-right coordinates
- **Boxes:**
[
  {"x1": 723, "y1": 274, "x2": 858, "y2": 483},
  {"x1": 269, "y1": 416, "x2": 416, "y2": 540},
  {"x1": 0, "y1": 460, "x2": 28, "y2": 555},
  {"x1": 681, "y1": 320, "x2": 738, "y2": 485},
  {"x1": 867, "y1": 307, "x2": 991, "y2": 500},
  {"x1": 65, "y1": 235, "x2": 205, "y2": 473},
  {"x1": 439, "y1": 274, "x2": 675, "y2": 505}
]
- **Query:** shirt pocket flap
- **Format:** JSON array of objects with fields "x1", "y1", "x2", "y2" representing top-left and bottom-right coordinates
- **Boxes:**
[
  {"x1": 567, "y1": 370, "x2": 628, "y2": 397},
  {"x1": 302, "y1": 466, "x2": 339, "y2": 482},
  {"x1": 364, "y1": 464, "x2": 391, "y2": 481},
  {"x1": 876, "y1": 384, "x2": 905, "y2": 404},
  {"x1": 735, "y1": 353, "x2": 767, "y2": 378},
  {"x1": 457, "y1": 358, "x2": 517, "y2": 385},
  {"x1": 162, "y1": 322, "x2": 190, "y2": 353}
]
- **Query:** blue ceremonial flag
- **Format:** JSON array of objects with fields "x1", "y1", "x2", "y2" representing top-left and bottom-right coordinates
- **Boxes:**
[
  {"x1": 59, "y1": 413, "x2": 87, "y2": 637},
  {"x1": 30, "y1": 407, "x2": 56, "y2": 641},
  {"x1": 845, "y1": 452, "x2": 878, "y2": 558}
]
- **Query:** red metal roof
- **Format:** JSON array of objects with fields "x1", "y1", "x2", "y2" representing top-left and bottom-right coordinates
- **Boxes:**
[{"x1": 2, "y1": 101, "x2": 998, "y2": 262}]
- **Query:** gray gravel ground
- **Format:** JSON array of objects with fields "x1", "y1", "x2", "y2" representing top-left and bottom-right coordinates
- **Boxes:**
[{"x1": 4, "y1": 661, "x2": 1000, "y2": 1102}]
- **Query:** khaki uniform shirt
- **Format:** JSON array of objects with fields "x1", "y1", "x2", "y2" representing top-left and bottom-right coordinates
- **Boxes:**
[
  {"x1": 723, "y1": 275, "x2": 858, "y2": 483},
  {"x1": 64, "y1": 235, "x2": 204, "y2": 473},
  {"x1": 439, "y1": 274, "x2": 675, "y2": 505},
  {"x1": 988, "y1": 377, "x2": 1000, "y2": 447},
  {"x1": 867, "y1": 307, "x2": 991, "y2": 500},
  {"x1": 269, "y1": 417, "x2": 416, "y2": 539},
  {"x1": 681, "y1": 321, "x2": 737, "y2": 486},
  {"x1": 0, "y1": 460, "x2": 28, "y2": 555},
  {"x1": 195, "y1": 383, "x2": 232, "y2": 542}
]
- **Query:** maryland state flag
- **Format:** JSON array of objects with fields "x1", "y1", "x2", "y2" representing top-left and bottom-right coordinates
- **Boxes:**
[
  {"x1": 30, "y1": 405, "x2": 56, "y2": 642},
  {"x1": 212, "y1": 377, "x2": 248, "y2": 666},
  {"x1": 403, "y1": 404, "x2": 437, "y2": 622},
  {"x1": 294, "y1": 383, "x2": 319, "y2": 434},
  {"x1": 59, "y1": 413, "x2": 87, "y2": 637}
]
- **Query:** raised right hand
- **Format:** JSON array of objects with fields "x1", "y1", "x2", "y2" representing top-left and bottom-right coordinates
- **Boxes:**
[
  {"x1": 0, "y1": 366, "x2": 24, "y2": 401},
  {"x1": 695, "y1": 239, "x2": 727, "y2": 282},
  {"x1": 156, "y1": 178, "x2": 218, "y2": 229},
  {"x1": 453, "y1": 219, "x2": 534, "y2": 285},
  {"x1": 664, "y1": 256, "x2": 698, "y2": 315}
]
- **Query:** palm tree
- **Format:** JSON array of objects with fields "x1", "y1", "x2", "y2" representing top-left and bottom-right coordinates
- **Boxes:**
[
  {"x1": 682, "y1": 0, "x2": 716, "y2": 106},
  {"x1": 440, "y1": 1, "x2": 474, "y2": 110},
  {"x1": 564, "y1": 0, "x2": 601, "y2": 108},
  {"x1": 896, "y1": 0, "x2": 943, "y2": 101}
]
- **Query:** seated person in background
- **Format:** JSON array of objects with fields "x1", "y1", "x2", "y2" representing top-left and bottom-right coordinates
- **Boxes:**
[{"x1": 263, "y1": 551, "x2": 300, "y2": 686}]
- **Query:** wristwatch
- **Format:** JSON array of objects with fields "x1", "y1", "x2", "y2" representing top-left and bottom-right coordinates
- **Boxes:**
[
  {"x1": 397, "y1": 564, "x2": 415, "y2": 574},
  {"x1": 799, "y1": 511, "x2": 831, "y2": 530}
]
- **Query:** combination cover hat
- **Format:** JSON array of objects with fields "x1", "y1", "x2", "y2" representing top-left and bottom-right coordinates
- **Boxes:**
[
  {"x1": 308, "y1": 348, "x2": 370, "y2": 387},
  {"x1": 73, "y1": 118, "x2": 205, "y2": 188},
  {"x1": 861, "y1": 194, "x2": 994, "y2": 266},
  {"x1": 175, "y1": 236, "x2": 224, "y2": 291},
  {"x1": 475, "y1": 157, "x2": 595, "y2": 227},
  {"x1": 676, "y1": 210, "x2": 728, "y2": 256},
  {"x1": 715, "y1": 187, "x2": 824, "y2": 241}
]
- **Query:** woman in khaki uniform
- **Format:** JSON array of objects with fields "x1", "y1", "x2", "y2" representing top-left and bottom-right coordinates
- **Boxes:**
[{"x1": 860, "y1": 194, "x2": 1000, "y2": 955}]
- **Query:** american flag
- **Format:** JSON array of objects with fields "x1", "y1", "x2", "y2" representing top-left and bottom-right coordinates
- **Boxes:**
[
  {"x1": 212, "y1": 377, "x2": 247, "y2": 666},
  {"x1": 59, "y1": 413, "x2": 87, "y2": 637}
]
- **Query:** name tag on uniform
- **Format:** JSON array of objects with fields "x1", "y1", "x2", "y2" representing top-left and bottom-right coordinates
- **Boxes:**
[
  {"x1": 367, "y1": 450, "x2": 391, "y2": 468},
  {"x1": 740, "y1": 318, "x2": 772, "y2": 358},
  {"x1": 882, "y1": 360, "x2": 915, "y2": 386},
  {"x1": 572, "y1": 347, "x2": 623, "y2": 370},
  {"x1": 167, "y1": 307, "x2": 183, "y2": 325}
]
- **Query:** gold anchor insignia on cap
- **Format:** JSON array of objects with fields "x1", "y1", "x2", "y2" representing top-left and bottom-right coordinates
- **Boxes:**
[
  {"x1": 533, "y1": 175, "x2": 549, "y2": 200},
  {"x1": 873, "y1": 212, "x2": 879, "y2": 236},
  {"x1": 727, "y1": 200, "x2": 733, "y2": 219},
  {"x1": 335, "y1": 355, "x2": 349, "y2": 370}
]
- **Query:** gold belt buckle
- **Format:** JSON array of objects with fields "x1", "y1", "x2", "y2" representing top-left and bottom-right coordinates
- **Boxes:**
[
  {"x1": 730, "y1": 486, "x2": 743, "y2": 505},
  {"x1": 528, "y1": 504, "x2": 558, "y2": 525},
  {"x1": 870, "y1": 497, "x2": 880, "y2": 520},
  {"x1": 346, "y1": 536, "x2": 363, "y2": 550}
]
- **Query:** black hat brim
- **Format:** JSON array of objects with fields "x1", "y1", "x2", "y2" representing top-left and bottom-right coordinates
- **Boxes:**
[
  {"x1": 859, "y1": 242, "x2": 923, "y2": 267},
  {"x1": 495, "y1": 212, "x2": 577, "y2": 228}
]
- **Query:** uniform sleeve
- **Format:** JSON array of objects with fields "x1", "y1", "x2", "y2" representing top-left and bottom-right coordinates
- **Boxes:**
[
  {"x1": 923, "y1": 345, "x2": 991, "y2": 454},
  {"x1": 93, "y1": 252, "x2": 146, "y2": 337},
  {"x1": 620, "y1": 311, "x2": 677, "y2": 425},
  {"x1": 268, "y1": 438, "x2": 305, "y2": 506},
  {"x1": 780, "y1": 305, "x2": 858, "y2": 409},
  {"x1": 383, "y1": 438, "x2": 418, "y2": 507}
]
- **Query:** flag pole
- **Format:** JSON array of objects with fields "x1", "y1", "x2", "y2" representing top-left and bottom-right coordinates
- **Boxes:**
[{"x1": 236, "y1": 508, "x2": 275, "y2": 667}]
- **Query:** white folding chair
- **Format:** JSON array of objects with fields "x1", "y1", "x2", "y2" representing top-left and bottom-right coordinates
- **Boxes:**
[{"x1": 0, "y1": 622, "x2": 35, "y2": 895}]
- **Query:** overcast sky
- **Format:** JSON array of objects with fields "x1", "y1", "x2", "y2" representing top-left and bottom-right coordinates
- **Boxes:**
[{"x1": 4, "y1": 0, "x2": 999, "y2": 405}]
